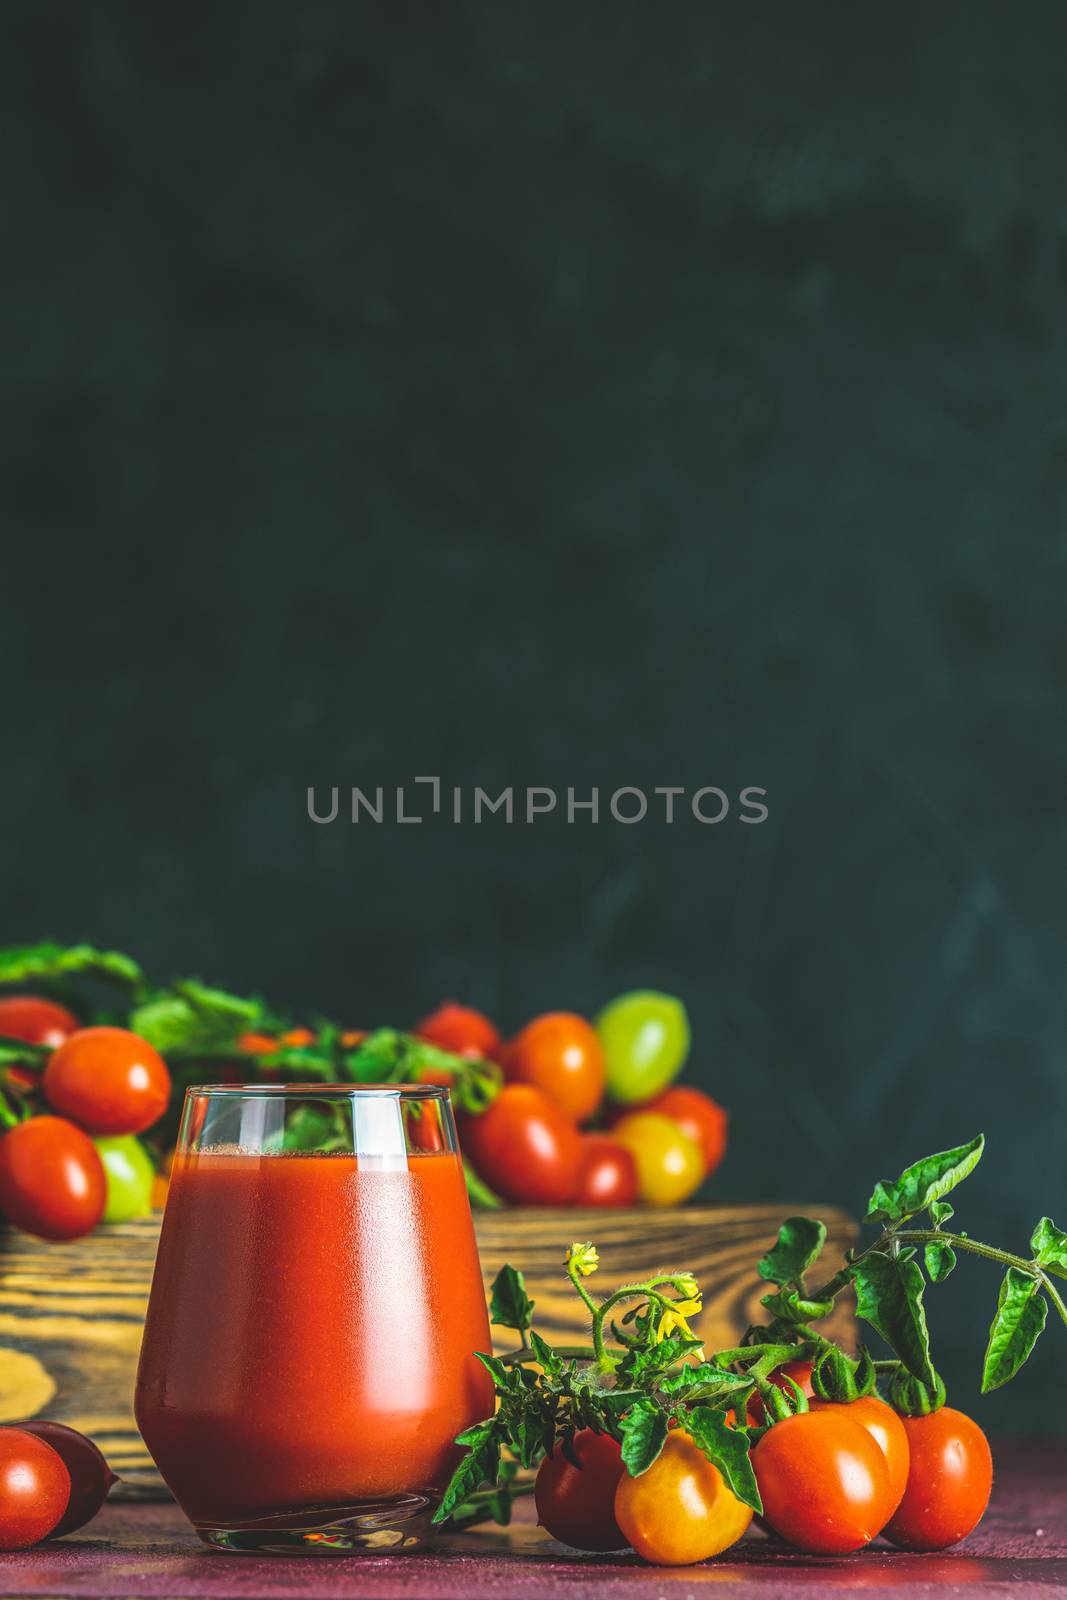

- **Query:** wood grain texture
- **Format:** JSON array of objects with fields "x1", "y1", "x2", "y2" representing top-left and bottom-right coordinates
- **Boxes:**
[{"x1": 0, "y1": 1205, "x2": 856, "y2": 1495}]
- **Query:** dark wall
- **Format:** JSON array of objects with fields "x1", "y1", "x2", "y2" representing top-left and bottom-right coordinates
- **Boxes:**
[{"x1": 3, "y1": 2, "x2": 1067, "y2": 1429}]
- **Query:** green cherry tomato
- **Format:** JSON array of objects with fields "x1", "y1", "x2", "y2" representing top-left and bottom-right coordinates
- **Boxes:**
[
  {"x1": 595, "y1": 991, "x2": 690, "y2": 1103},
  {"x1": 95, "y1": 1136, "x2": 155, "y2": 1222}
]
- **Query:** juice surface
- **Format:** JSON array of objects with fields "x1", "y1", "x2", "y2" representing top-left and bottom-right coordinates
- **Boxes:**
[{"x1": 135, "y1": 1148, "x2": 494, "y2": 1525}]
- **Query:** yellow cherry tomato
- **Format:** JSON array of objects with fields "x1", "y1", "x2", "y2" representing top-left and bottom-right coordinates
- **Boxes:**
[
  {"x1": 612, "y1": 1112, "x2": 704, "y2": 1206},
  {"x1": 614, "y1": 1431, "x2": 752, "y2": 1564}
]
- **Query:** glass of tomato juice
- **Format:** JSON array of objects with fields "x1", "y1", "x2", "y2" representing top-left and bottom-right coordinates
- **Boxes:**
[{"x1": 135, "y1": 1085, "x2": 494, "y2": 1553}]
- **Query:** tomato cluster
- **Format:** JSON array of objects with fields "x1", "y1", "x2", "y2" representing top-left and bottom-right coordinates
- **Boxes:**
[
  {"x1": 0, "y1": 1421, "x2": 115, "y2": 1551},
  {"x1": 0, "y1": 1002, "x2": 169, "y2": 1242},
  {"x1": 532, "y1": 1388, "x2": 992, "y2": 1565},
  {"x1": 416, "y1": 992, "x2": 727, "y2": 1207}
]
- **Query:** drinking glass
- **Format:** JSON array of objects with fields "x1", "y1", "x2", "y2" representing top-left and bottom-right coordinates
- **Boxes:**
[{"x1": 135, "y1": 1085, "x2": 494, "y2": 1553}]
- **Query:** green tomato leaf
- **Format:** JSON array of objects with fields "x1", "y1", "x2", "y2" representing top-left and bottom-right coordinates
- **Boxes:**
[
  {"x1": 928, "y1": 1201, "x2": 955, "y2": 1226},
  {"x1": 924, "y1": 1240, "x2": 957, "y2": 1283},
  {"x1": 433, "y1": 1420, "x2": 501, "y2": 1523},
  {"x1": 528, "y1": 1329, "x2": 563, "y2": 1377},
  {"x1": 489, "y1": 1265, "x2": 534, "y2": 1334},
  {"x1": 981, "y1": 1267, "x2": 1048, "y2": 1393},
  {"x1": 622, "y1": 1336, "x2": 703, "y2": 1384},
  {"x1": 659, "y1": 1364, "x2": 753, "y2": 1403},
  {"x1": 1031, "y1": 1217, "x2": 1067, "y2": 1280},
  {"x1": 850, "y1": 1251, "x2": 935, "y2": 1384},
  {"x1": 757, "y1": 1217, "x2": 827, "y2": 1285},
  {"x1": 686, "y1": 1405, "x2": 762, "y2": 1514},
  {"x1": 0, "y1": 941, "x2": 143, "y2": 989},
  {"x1": 759, "y1": 1288, "x2": 835, "y2": 1324},
  {"x1": 619, "y1": 1399, "x2": 668, "y2": 1476},
  {"x1": 865, "y1": 1136, "x2": 984, "y2": 1223}
]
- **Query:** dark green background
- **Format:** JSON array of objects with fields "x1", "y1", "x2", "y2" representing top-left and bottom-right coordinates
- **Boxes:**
[{"x1": 3, "y1": 4, "x2": 1065, "y2": 1429}]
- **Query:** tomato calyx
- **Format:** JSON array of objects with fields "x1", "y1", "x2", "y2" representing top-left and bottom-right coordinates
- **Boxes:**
[
  {"x1": 811, "y1": 1344, "x2": 877, "y2": 1404},
  {"x1": 888, "y1": 1365, "x2": 947, "y2": 1416}
]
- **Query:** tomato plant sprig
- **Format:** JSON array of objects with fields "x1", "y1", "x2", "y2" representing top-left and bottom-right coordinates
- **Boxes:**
[{"x1": 436, "y1": 1132, "x2": 1067, "y2": 1531}]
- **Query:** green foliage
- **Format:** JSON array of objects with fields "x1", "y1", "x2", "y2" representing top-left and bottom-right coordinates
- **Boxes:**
[
  {"x1": 619, "y1": 1399, "x2": 668, "y2": 1476},
  {"x1": 865, "y1": 1135, "x2": 984, "y2": 1223},
  {"x1": 757, "y1": 1216, "x2": 826, "y2": 1285},
  {"x1": 685, "y1": 1405, "x2": 762, "y2": 1514},
  {"x1": 850, "y1": 1250, "x2": 935, "y2": 1384},
  {"x1": 1031, "y1": 1217, "x2": 1067, "y2": 1279},
  {"x1": 924, "y1": 1239, "x2": 957, "y2": 1283},
  {"x1": 0, "y1": 941, "x2": 143, "y2": 989},
  {"x1": 981, "y1": 1267, "x2": 1048, "y2": 1392},
  {"x1": 489, "y1": 1265, "x2": 534, "y2": 1335}
]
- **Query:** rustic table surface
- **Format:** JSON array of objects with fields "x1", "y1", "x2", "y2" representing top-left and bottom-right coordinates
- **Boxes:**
[{"x1": 1, "y1": 1441, "x2": 1063, "y2": 1600}]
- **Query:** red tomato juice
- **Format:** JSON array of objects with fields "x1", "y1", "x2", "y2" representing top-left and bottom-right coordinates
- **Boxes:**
[{"x1": 135, "y1": 1148, "x2": 494, "y2": 1528}]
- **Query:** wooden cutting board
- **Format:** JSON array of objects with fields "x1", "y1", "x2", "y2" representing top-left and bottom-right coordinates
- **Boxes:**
[{"x1": 0, "y1": 1204, "x2": 856, "y2": 1493}]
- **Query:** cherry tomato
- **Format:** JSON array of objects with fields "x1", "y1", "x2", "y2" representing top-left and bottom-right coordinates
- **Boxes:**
[
  {"x1": 645, "y1": 1086, "x2": 728, "y2": 1177},
  {"x1": 415, "y1": 1003, "x2": 503, "y2": 1062},
  {"x1": 811, "y1": 1395, "x2": 909, "y2": 1518},
  {"x1": 95, "y1": 1136, "x2": 155, "y2": 1222},
  {"x1": 535, "y1": 1429, "x2": 626, "y2": 1551},
  {"x1": 236, "y1": 1031, "x2": 279, "y2": 1055},
  {"x1": 459, "y1": 1085, "x2": 580, "y2": 1204},
  {"x1": 595, "y1": 991, "x2": 689, "y2": 1104},
  {"x1": 612, "y1": 1112, "x2": 704, "y2": 1206},
  {"x1": 0, "y1": 997, "x2": 79, "y2": 1048},
  {"x1": 575, "y1": 1134, "x2": 639, "y2": 1207},
  {"x1": 614, "y1": 1430, "x2": 752, "y2": 1564},
  {"x1": 752, "y1": 1410, "x2": 893, "y2": 1554},
  {"x1": 17, "y1": 1422, "x2": 116, "y2": 1537},
  {"x1": 883, "y1": 1408, "x2": 992, "y2": 1551},
  {"x1": 507, "y1": 1013, "x2": 605, "y2": 1122},
  {"x1": 748, "y1": 1359, "x2": 815, "y2": 1424},
  {"x1": 279, "y1": 1027, "x2": 315, "y2": 1048},
  {"x1": 43, "y1": 1027, "x2": 170, "y2": 1137},
  {"x1": 0, "y1": 1117, "x2": 106, "y2": 1241},
  {"x1": 0, "y1": 1428, "x2": 70, "y2": 1550}
]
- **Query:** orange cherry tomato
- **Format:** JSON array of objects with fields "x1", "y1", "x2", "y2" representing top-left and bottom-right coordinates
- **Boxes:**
[
  {"x1": 43, "y1": 1028, "x2": 170, "y2": 1137},
  {"x1": 645, "y1": 1086, "x2": 728, "y2": 1177},
  {"x1": 883, "y1": 1408, "x2": 992, "y2": 1551},
  {"x1": 535, "y1": 1430, "x2": 626, "y2": 1551},
  {"x1": 612, "y1": 1112, "x2": 704, "y2": 1206},
  {"x1": 459, "y1": 1084, "x2": 580, "y2": 1204},
  {"x1": 0, "y1": 1428, "x2": 70, "y2": 1550},
  {"x1": 0, "y1": 1116, "x2": 107, "y2": 1241},
  {"x1": 575, "y1": 1134, "x2": 639, "y2": 1207},
  {"x1": 506, "y1": 1012, "x2": 605, "y2": 1122},
  {"x1": 614, "y1": 1430, "x2": 752, "y2": 1564},
  {"x1": 279, "y1": 1027, "x2": 315, "y2": 1048},
  {"x1": 236, "y1": 1032, "x2": 279, "y2": 1055},
  {"x1": 752, "y1": 1410, "x2": 893, "y2": 1554},
  {"x1": 0, "y1": 997, "x2": 79, "y2": 1049},
  {"x1": 415, "y1": 1003, "x2": 503, "y2": 1062},
  {"x1": 811, "y1": 1394, "x2": 909, "y2": 1519}
]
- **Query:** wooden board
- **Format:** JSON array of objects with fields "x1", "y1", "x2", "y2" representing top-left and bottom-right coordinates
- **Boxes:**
[{"x1": 0, "y1": 1205, "x2": 856, "y2": 1494}]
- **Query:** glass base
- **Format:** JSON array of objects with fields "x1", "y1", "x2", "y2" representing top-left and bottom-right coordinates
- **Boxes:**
[{"x1": 194, "y1": 1492, "x2": 438, "y2": 1554}]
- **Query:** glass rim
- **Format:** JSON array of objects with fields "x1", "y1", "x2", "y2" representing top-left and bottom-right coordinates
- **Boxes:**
[{"x1": 183, "y1": 1083, "x2": 451, "y2": 1102}]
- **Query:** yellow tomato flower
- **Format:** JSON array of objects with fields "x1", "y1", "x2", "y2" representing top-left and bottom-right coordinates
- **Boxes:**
[
  {"x1": 656, "y1": 1294, "x2": 703, "y2": 1344},
  {"x1": 566, "y1": 1242, "x2": 600, "y2": 1278}
]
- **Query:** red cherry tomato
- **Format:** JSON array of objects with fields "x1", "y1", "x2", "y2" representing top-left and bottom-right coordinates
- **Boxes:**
[
  {"x1": 43, "y1": 1027, "x2": 170, "y2": 1137},
  {"x1": 0, "y1": 1428, "x2": 71, "y2": 1550},
  {"x1": 0, "y1": 997, "x2": 79, "y2": 1049},
  {"x1": 459, "y1": 1085, "x2": 580, "y2": 1204},
  {"x1": 0, "y1": 1117, "x2": 107, "y2": 1241},
  {"x1": 415, "y1": 1003, "x2": 503, "y2": 1062},
  {"x1": 883, "y1": 1408, "x2": 992, "y2": 1551},
  {"x1": 752, "y1": 1409, "x2": 893, "y2": 1554},
  {"x1": 236, "y1": 1031, "x2": 279, "y2": 1055},
  {"x1": 17, "y1": 1422, "x2": 116, "y2": 1537},
  {"x1": 535, "y1": 1429, "x2": 627, "y2": 1551},
  {"x1": 811, "y1": 1395, "x2": 909, "y2": 1518},
  {"x1": 645, "y1": 1086, "x2": 728, "y2": 1177},
  {"x1": 574, "y1": 1134, "x2": 639, "y2": 1207},
  {"x1": 506, "y1": 1013, "x2": 605, "y2": 1122}
]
